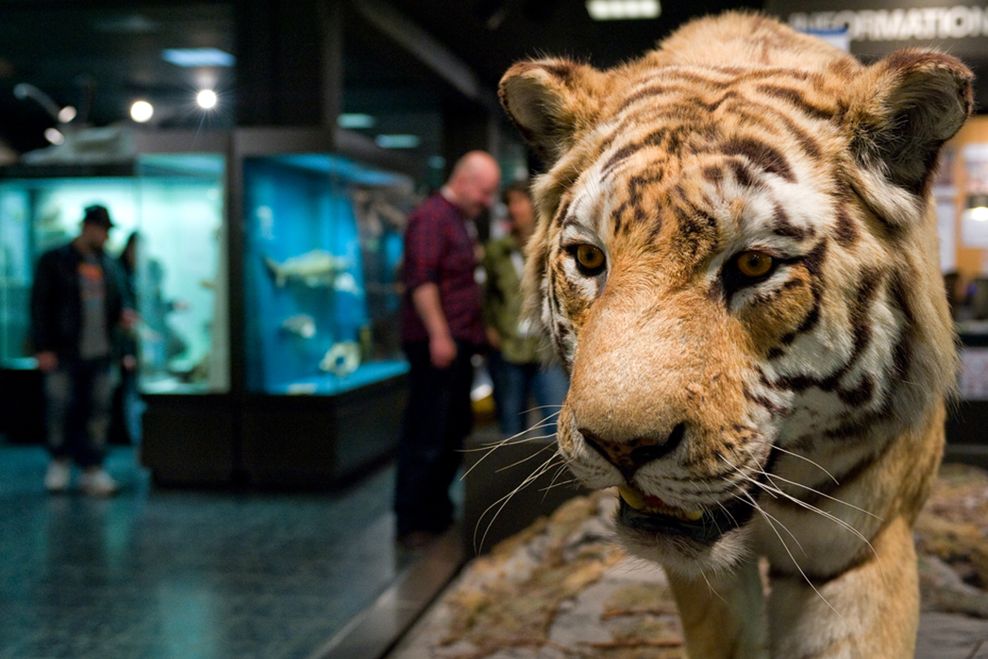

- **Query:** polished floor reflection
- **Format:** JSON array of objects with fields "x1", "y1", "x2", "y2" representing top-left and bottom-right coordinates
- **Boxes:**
[{"x1": 0, "y1": 444, "x2": 413, "y2": 659}]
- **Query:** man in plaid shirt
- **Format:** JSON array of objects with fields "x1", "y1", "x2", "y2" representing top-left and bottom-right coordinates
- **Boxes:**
[{"x1": 395, "y1": 151, "x2": 500, "y2": 549}]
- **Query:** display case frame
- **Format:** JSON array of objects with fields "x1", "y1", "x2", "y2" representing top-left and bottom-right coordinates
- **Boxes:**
[
  {"x1": 140, "y1": 126, "x2": 416, "y2": 487},
  {"x1": 128, "y1": 130, "x2": 238, "y2": 484}
]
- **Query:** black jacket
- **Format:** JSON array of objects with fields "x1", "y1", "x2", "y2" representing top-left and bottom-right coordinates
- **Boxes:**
[{"x1": 29, "y1": 242, "x2": 132, "y2": 360}]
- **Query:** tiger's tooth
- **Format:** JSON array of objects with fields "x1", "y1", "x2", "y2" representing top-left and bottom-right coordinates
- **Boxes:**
[
  {"x1": 683, "y1": 509, "x2": 703, "y2": 521},
  {"x1": 618, "y1": 486, "x2": 646, "y2": 511}
]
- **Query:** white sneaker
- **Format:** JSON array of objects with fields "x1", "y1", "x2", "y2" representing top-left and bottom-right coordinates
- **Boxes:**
[
  {"x1": 44, "y1": 460, "x2": 71, "y2": 492},
  {"x1": 80, "y1": 469, "x2": 119, "y2": 497}
]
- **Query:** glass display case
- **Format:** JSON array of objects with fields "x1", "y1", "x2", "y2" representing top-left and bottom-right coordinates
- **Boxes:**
[
  {"x1": 0, "y1": 172, "x2": 140, "y2": 367},
  {"x1": 0, "y1": 156, "x2": 227, "y2": 392},
  {"x1": 0, "y1": 155, "x2": 227, "y2": 443},
  {"x1": 134, "y1": 154, "x2": 228, "y2": 394},
  {"x1": 242, "y1": 153, "x2": 412, "y2": 395}
]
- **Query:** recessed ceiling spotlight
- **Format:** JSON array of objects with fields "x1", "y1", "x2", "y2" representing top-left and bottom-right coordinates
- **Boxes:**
[
  {"x1": 196, "y1": 89, "x2": 218, "y2": 110},
  {"x1": 130, "y1": 100, "x2": 154, "y2": 123},
  {"x1": 586, "y1": 0, "x2": 661, "y2": 21},
  {"x1": 44, "y1": 128, "x2": 64, "y2": 145}
]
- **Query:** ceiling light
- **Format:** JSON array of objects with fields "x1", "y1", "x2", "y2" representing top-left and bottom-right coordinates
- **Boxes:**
[
  {"x1": 162, "y1": 48, "x2": 235, "y2": 68},
  {"x1": 57, "y1": 106, "x2": 77, "y2": 123},
  {"x1": 44, "y1": 128, "x2": 64, "y2": 145},
  {"x1": 196, "y1": 89, "x2": 218, "y2": 110},
  {"x1": 586, "y1": 0, "x2": 661, "y2": 21},
  {"x1": 130, "y1": 100, "x2": 154, "y2": 123},
  {"x1": 375, "y1": 134, "x2": 420, "y2": 149},
  {"x1": 337, "y1": 113, "x2": 376, "y2": 129}
]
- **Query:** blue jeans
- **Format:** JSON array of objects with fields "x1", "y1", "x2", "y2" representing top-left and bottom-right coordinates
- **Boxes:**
[
  {"x1": 488, "y1": 352, "x2": 568, "y2": 437},
  {"x1": 45, "y1": 358, "x2": 115, "y2": 468}
]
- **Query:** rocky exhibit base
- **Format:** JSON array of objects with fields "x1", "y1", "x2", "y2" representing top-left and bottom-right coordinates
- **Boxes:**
[{"x1": 393, "y1": 464, "x2": 988, "y2": 658}]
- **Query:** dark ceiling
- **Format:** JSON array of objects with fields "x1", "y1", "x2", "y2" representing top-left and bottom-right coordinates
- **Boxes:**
[
  {"x1": 0, "y1": 0, "x2": 983, "y2": 161},
  {"x1": 0, "y1": 1, "x2": 236, "y2": 154},
  {"x1": 398, "y1": 0, "x2": 762, "y2": 86},
  {"x1": 0, "y1": 0, "x2": 768, "y2": 157}
]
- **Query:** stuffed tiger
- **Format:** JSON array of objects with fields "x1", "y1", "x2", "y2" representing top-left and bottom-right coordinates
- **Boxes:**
[{"x1": 499, "y1": 11, "x2": 972, "y2": 658}]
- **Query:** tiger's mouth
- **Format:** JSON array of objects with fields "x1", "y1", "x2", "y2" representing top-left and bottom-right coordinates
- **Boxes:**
[{"x1": 616, "y1": 485, "x2": 757, "y2": 544}]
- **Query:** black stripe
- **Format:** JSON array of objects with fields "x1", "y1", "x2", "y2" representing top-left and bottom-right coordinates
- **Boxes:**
[
  {"x1": 553, "y1": 196, "x2": 572, "y2": 226},
  {"x1": 773, "y1": 265, "x2": 883, "y2": 402},
  {"x1": 795, "y1": 240, "x2": 828, "y2": 336},
  {"x1": 834, "y1": 206, "x2": 859, "y2": 247},
  {"x1": 672, "y1": 200, "x2": 719, "y2": 256},
  {"x1": 773, "y1": 112, "x2": 822, "y2": 160},
  {"x1": 601, "y1": 143, "x2": 641, "y2": 176},
  {"x1": 601, "y1": 128, "x2": 684, "y2": 178},
  {"x1": 703, "y1": 166, "x2": 723, "y2": 183},
  {"x1": 772, "y1": 204, "x2": 810, "y2": 240},
  {"x1": 756, "y1": 84, "x2": 834, "y2": 121},
  {"x1": 617, "y1": 84, "x2": 688, "y2": 113},
  {"x1": 728, "y1": 159, "x2": 757, "y2": 188},
  {"x1": 712, "y1": 66, "x2": 811, "y2": 82},
  {"x1": 744, "y1": 384, "x2": 789, "y2": 416},
  {"x1": 722, "y1": 137, "x2": 795, "y2": 182}
]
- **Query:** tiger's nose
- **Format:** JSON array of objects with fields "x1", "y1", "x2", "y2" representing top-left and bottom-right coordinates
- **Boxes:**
[{"x1": 578, "y1": 422, "x2": 687, "y2": 479}]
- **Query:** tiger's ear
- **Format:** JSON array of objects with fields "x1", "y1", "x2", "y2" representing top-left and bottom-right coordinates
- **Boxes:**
[
  {"x1": 844, "y1": 50, "x2": 973, "y2": 222},
  {"x1": 499, "y1": 58, "x2": 607, "y2": 166}
]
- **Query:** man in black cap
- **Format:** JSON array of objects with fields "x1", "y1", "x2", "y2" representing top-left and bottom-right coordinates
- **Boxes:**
[{"x1": 30, "y1": 204, "x2": 135, "y2": 496}]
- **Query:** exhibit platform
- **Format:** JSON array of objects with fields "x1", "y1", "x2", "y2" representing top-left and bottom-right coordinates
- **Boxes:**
[{"x1": 393, "y1": 466, "x2": 988, "y2": 659}]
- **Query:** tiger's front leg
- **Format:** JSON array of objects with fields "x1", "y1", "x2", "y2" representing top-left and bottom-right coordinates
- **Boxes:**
[
  {"x1": 666, "y1": 556, "x2": 769, "y2": 659},
  {"x1": 768, "y1": 515, "x2": 919, "y2": 658}
]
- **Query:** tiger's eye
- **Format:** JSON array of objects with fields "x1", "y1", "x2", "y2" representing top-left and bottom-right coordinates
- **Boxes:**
[
  {"x1": 575, "y1": 244, "x2": 606, "y2": 272},
  {"x1": 736, "y1": 251, "x2": 774, "y2": 278}
]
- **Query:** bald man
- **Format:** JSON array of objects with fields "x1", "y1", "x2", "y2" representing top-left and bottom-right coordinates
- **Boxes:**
[{"x1": 395, "y1": 150, "x2": 500, "y2": 549}]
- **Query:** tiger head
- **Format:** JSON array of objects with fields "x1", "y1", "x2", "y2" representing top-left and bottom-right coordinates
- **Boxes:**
[{"x1": 499, "y1": 13, "x2": 971, "y2": 575}]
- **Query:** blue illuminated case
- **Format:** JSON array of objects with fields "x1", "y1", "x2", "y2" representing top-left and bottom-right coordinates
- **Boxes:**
[{"x1": 243, "y1": 153, "x2": 410, "y2": 395}]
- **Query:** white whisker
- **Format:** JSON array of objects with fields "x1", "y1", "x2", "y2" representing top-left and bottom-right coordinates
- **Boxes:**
[
  {"x1": 759, "y1": 469, "x2": 882, "y2": 521},
  {"x1": 520, "y1": 403, "x2": 564, "y2": 415},
  {"x1": 721, "y1": 456, "x2": 878, "y2": 559},
  {"x1": 737, "y1": 489, "x2": 805, "y2": 556},
  {"x1": 495, "y1": 441, "x2": 559, "y2": 473},
  {"x1": 738, "y1": 491, "x2": 840, "y2": 617},
  {"x1": 473, "y1": 452, "x2": 563, "y2": 553},
  {"x1": 698, "y1": 565, "x2": 730, "y2": 608},
  {"x1": 770, "y1": 444, "x2": 840, "y2": 484},
  {"x1": 459, "y1": 432, "x2": 554, "y2": 453},
  {"x1": 459, "y1": 411, "x2": 561, "y2": 480},
  {"x1": 540, "y1": 464, "x2": 575, "y2": 500}
]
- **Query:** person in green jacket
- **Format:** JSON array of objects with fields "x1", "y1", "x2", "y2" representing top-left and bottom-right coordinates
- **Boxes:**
[{"x1": 482, "y1": 181, "x2": 568, "y2": 436}]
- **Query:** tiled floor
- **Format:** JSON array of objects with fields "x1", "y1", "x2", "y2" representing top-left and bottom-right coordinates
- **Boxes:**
[{"x1": 0, "y1": 443, "x2": 424, "y2": 659}]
